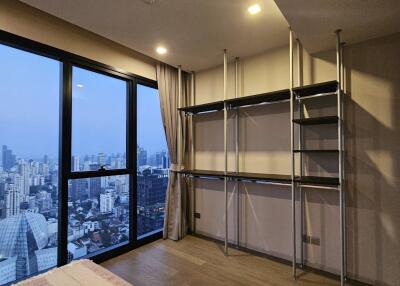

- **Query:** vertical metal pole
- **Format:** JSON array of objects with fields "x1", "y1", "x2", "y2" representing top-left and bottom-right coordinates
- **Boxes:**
[
  {"x1": 336, "y1": 30, "x2": 345, "y2": 286},
  {"x1": 340, "y1": 42, "x2": 347, "y2": 281},
  {"x1": 235, "y1": 57, "x2": 240, "y2": 248},
  {"x1": 290, "y1": 28, "x2": 296, "y2": 279},
  {"x1": 177, "y1": 66, "x2": 182, "y2": 236},
  {"x1": 178, "y1": 66, "x2": 182, "y2": 168},
  {"x1": 296, "y1": 39, "x2": 302, "y2": 88},
  {"x1": 296, "y1": 38, "x2": 304, "y2": 268},
  {"x1": 340, "y1": 43, "x2": 345, "y2": 91},
  {"x1": 223, "y1": 49, "x2": 228, "y2": 255},
  {"x1": 191, "y1": 71, "x2": 196, "y2": 234}
]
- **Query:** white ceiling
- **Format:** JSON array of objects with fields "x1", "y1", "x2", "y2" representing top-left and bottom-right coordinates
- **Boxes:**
[
  {"x1": 20, "y1": 0, "x2": 290, "y2": 71},
  {"x1": 275, "y1": 0, "x2": 400, "y2": 53},
  {"x1": 19, "y1": 0, "x2": 400, "y2": 69}
]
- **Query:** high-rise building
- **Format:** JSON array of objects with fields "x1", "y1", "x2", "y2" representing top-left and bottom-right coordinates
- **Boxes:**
[
  {"x1": 155, "y1": 151, "x2": 168, "y2": 169},
  {"x1": 88, "y1": 164, "x2": 101, "y2": 199},
  {"x1": 2, "y1": 145, "x2": 6, "y2": 168},
  {"x1": 160, "y1": 151, "x2": 169, "y2": 169},
  {"x1": 36, "y1": 191, "x2": 52, "y2": 212},
  {"x1": 147, "y1": 155, "x2": 156, "y2": 167},
  {"x1": 98, "y1": 153, "x2": 106, "y2": 167},
  {"x1": 70, "y1": 179, "x2": 87, "y2": 201},
  {"x1": 5, "y1": 184, "x2": 20, "y2": 217},
  {"x1": 43, "y1": 164, "x2": 50, "y2": 177},
  {"x1": 137, "y1": 146, "x2": 147, "y2": 167},
  {"x1": 30, "y1": 161, "x2": 40, "y2": 176},
  {"x1": 137, "y1": 170, "x2": 168, "y2": 207},
  {"x1": 18, "y1": 161, "x2": 30, "y2": 199},
  {"x1": 2, "y1": 145, "x2": 16, "y2": 171},
  {"x1": 155, "y1": 152, "x2": 163, "y2": 167},
  {"x1": 71, "y1": 156, "x2": 80, "y2": 172},
  {"x1": 0, "y1": 181, "x2": 5, "y2": 200},
  {"x1": 100, "y1": 192, "x2": 114, "y2": 214}
]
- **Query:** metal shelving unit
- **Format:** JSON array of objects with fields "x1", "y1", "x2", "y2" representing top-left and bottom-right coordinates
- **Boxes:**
[
  {"x1": 291, "y1": 30, "x2": 346, "y2": 285},
  {"x1": 177, "y1": 28, "x2": 347, "y2": 285}
]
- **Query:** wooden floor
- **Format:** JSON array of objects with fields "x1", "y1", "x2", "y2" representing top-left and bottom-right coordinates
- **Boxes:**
[{"x1": 102, "y1": 235, "x2": 341, "y2": 286}]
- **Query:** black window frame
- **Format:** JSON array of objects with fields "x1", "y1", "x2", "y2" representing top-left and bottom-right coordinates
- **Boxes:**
[{"x1": 0, "y1": 29, "x2": 161, "y2": 271}]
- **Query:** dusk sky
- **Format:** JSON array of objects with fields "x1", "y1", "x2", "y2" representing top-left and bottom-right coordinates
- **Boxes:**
[{"x1": 0, "y1": 44, "x2": 167, "y2": 160}]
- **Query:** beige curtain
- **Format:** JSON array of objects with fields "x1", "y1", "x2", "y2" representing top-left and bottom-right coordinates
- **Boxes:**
[{"x1": 156, "y1": 63, "x2": 191, "y2": 240}]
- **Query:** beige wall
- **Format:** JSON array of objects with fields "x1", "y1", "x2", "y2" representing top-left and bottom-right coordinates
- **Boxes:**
[
  {"x1": 193, "y1": 33, "x2": 400, "y2": 286},
  {"x1": 0, "y1": 0, "x2": 156, "y2": 80}
]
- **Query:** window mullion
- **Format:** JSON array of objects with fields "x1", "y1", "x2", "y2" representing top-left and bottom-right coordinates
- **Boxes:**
[{"x1": 58, "y1": 60, "x2": 72, "y2": 267}]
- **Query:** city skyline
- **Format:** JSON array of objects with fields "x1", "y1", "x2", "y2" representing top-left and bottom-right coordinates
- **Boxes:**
[{"x1": 0, "y1": 143, "x2": 168, "y2": 285}]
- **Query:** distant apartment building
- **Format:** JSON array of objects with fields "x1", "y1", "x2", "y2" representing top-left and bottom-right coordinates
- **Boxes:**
[
  {"x1": 100, "y1": 192, "x2": 114, "y2": 214},
  {"x1": 5, "y1": 184, "x2": 20, "y2": 217}
]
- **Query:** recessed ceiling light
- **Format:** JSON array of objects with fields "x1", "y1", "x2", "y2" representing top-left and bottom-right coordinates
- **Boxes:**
[
  {"x1": 248, "y1": 4, "x2": 261, "y2": 15},
  {"x1": 156, "y1": 46, "x2": 167, "y2": 55},
  {"x1": 76, "y1": 84, "x2": 84, "y2": 88}
]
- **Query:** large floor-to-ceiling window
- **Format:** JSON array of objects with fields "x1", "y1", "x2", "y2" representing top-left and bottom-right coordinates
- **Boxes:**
[
  {"x1": 0, "y1": 31, "x2": 164, "y2": 285},
  {"x1": 137, "y1": 84, "x2": 169, "y2": 239},
  {"x1": 67, "y1": 67, "x2": 131, "y2": 261},
  {"x1": 0, "y1": 44, "x2": 60, "y2": 285}
]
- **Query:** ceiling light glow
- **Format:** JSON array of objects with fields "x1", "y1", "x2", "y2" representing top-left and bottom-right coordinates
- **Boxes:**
[
  {"x1": 156, "y1": 46, "x2": 167, "y2": 55},
  {"x1": 76, "y1": 84, "x2": 84, "y2": 88},
  {"x1": 248, "y1": 4, "x2": 261, "y2": 15}
]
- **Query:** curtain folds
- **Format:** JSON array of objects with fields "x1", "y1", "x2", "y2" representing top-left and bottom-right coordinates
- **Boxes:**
[{"x1": 156, "y1": 63, "x2": 191, "y2": 240}]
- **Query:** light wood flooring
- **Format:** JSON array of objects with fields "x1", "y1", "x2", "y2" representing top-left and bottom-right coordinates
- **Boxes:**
[{"x1": 102, "y1": 235, "x2": 342, "y2": 286}]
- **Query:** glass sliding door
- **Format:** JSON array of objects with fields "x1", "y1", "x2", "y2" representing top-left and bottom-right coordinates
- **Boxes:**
[
  {"x1": 66, "y1": 66, "x2": 132, "y2": 261},
  {"x1": 0, "y1": 44, "x2": 60, "y2": 285},
  {"x1": 137, "y1": 83, "x2": 169, "y2": 239}
]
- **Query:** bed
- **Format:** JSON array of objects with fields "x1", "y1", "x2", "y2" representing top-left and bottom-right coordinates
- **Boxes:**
[{"x1": 14, "y1": 259, "x2": 132, "y2": 286}]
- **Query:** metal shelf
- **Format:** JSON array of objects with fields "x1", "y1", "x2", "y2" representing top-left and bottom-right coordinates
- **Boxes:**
[
  {"x1": 293, "y1": 116, "x2": 338, "y2": 125},
  {"x1": 230, "y1": 172, "x2": 291, "y2": 183},
  {"x1": 293, "y1": 80, "x2": 338, "y2": 98},
  {"x1": 178, "y1": 101, "x2": 224, "y2": 114},
  {"x1": 179, "y1": 169, "x2": 225, "y2": 179},
  {"x1": 180, "y1": 169, "x2": 292, "y2": 184},
  {"x1": 225, "y1": 89, "x2": 290, "y2": 109},
  {"x1": 295, "y1": 176, "x2": 340, "y2": 186},
  {"x1": 179, "y1": 169, "x2": 338, "y2": 187},
  {"x1": 293, "y1": 149, "x2": 339, "y2": 153}
]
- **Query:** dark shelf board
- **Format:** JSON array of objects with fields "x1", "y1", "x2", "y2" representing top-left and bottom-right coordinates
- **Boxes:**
[
  {"x1": 178, "y1": 101, "x2": 224, "y2": 114},
  {"x1": 293, "y1": 149, "x2": 339, "y2": 153},
  {"x1": 293, "y1": 81, "x2": 338, "y2": 98},
  {"x1": 178, "y1": 170, "x2": 339, "y2": 186},
  {"x1": 225, "y1": 89, "x2": 290, "y2": 109},
  {"x1": 295, "y1": 176, "x2": 340, "y2": 186},
  {"x1": 178, "y1": 169, "x2": 225, "y2": 179},
  {"x1": 229, "y1": 172, "x2": 292, "y2": 183},
  {"x1": 178, "y1": 170, "x2": 291, "y2": 184},
  {"x1": 293, "y1": 116, "x2": 338, "y2": 125}
]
